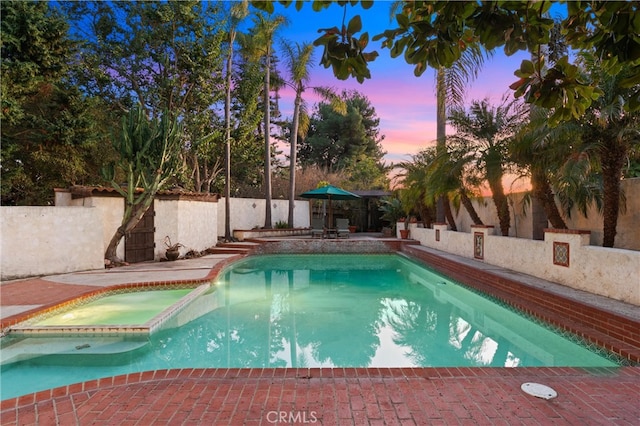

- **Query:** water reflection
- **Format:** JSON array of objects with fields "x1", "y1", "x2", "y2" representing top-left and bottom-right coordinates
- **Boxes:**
[{"x1": 157, "y1": 254, "x2": 614, "y2": 369}]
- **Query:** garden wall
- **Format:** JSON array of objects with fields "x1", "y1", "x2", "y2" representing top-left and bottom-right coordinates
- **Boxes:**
[
  {"x1": 452, "y1": 177, "x2": 640, "y2": 250},
  {"x1": 154, "y1": 198, "x2": 218, "y2": 259},
  {"x1": 216, "y1": 197, "x2": 310, "y2": 236},
  {"x1": 405, "y1": 223, "x2": 640, "y2": 306},
  {"x1": 1, "y1": 192, "x2": 311, "y2": 280},
  {"x1": 0, "y1": 207, "x2": 105, "y2": 280}
]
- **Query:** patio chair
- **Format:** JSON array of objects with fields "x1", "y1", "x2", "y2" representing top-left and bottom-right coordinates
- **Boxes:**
[
  {"x1": 336, "y1": 218, "x2": 350, "y2": 239},
  {"x1": 311, "y1": 218, "x2": 325, "y2": 238}
]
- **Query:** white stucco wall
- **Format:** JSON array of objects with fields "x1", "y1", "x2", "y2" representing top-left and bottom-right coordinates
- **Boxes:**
[
  {"x1": 410, "y1": 225, "x2": 474, "y2": 258},
  {"x1": 56, "y1": 191, "x2": 124, "y2": 259},
  {"x1": 155, "y1": 199, "x2": 218, "y2": 259},
  {"x1": 217, "y1": 197, "x2": 310, "y2": 236},
  {"x1": 451, "y1": 178, "x2": 640, "y2": 250},
  {"x1": 483, "y1": 235, "x2": 546, "y2": 278},
  {"x1": 406, "y1": 222, "x2": 639, "y2": 306},
  {"x1": 452, "y1": 192, "x2": 532, "y2": 238},
  {"x1": 0, "y1": 207, "x2": 104, "y2": 280},
  {"x1": 566, "y1": 178, "x2": 640, "y2": 248}
]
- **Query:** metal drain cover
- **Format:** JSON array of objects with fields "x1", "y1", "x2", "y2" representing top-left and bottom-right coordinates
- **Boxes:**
[{"x1": 521, "y1": 382, "x2": 558, "y2": 400}]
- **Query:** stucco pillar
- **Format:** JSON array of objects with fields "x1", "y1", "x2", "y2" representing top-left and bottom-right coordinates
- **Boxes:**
[
  {"x1": 470, "y1": 225, "x2": 495, "y2": 260},
  {"x1": 432, "y1": 222, "x2": 448, "y2": 243},
  {"x1": 544, "y1": 228, "x2": 591, "y2": 268}
]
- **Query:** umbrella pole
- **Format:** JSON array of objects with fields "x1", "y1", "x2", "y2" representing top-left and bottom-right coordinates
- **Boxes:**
[
  {"x1": 322, "y1": 200, "x2": 326, "y2": 226},
  {"x1": 329, "y1": 196, "x2": 333, "y2": 228}
]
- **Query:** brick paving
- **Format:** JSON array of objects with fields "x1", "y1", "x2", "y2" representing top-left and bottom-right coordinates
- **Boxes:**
[{"x1": 1, "y1": 367, "x2": 639, "y2": 425}]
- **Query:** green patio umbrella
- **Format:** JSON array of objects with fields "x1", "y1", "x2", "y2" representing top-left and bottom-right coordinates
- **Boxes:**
[{"x1": 300, "y1": 185, "x2": 360, "y2": 227}]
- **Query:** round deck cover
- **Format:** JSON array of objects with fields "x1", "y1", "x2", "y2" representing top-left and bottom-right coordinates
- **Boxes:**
[{"x1": 521, "y1": 382, "x2": 558, "y2": 400}]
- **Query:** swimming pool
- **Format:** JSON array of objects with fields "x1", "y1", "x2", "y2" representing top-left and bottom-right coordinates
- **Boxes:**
[{"x1": 0, "y1": 254, "x2": 619, "y2": 400}]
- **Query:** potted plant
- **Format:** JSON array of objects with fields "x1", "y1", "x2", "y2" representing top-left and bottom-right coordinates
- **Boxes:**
[
  {"x1": 398, "y1": 190, "x2": 416, "y2": 239},
  {"x1": 164, "y1": 236, "x2": 182, "y2": 261},
  {"x1": 378, "y1": 197, "x2": 404, "y2": 237},
  {"x1": 399, "y1": 221, "x2": 410, "y2": 239}
]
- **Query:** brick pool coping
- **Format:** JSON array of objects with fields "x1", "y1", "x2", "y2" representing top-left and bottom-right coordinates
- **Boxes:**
[
  {"x1": 2, "y1": 366, "x2": 639, "y2": 424},
  {"x1": 401, "y1": 244, "x2": 640, "y2": 364}
]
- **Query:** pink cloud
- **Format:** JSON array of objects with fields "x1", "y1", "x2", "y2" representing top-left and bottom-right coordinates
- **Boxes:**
[{"x1": 275, "y1": 45, "x2": 529, "y2": 167}]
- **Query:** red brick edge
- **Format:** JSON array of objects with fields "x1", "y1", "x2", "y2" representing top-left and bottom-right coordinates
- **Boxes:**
[
  {"x1": 2, "y1": 366, "x2": 636, "y2": 412},
  {"x1": 402, "y1": 245, "x2": 640, "y2": 364},
  {"x1": 0, "y1": 253, "x2": 249, "y2": 331}
]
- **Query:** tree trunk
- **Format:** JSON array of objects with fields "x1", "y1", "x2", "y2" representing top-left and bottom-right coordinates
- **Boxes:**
[
  {"x1": 192, "y1": 155, "x2": 202, "y2": 192},
  {"x1": 487, "y1": 171, "x2": 510, "y2": 236},
  {"x1": 600, "y1": 141, "x2": 625, "y2": 247},
  {"x1": 263, "y1": 48, "x2": 272, "y2": 229},
  {"x1": 435, "y1": 68, "x2": 447, "y2": 223},
  {"x1": 443, "y1": 197, "x2": 457, "y2": 231},
  {"x1": 418, "y1": 202, "x2": 434, "y2": 229},
  {"x1": 104, "y1": 198, "x2": 153, "y2": 262},
  {"x1": 104, "y1": 225, "x2": 126, "y2": 262},
  {"x1": 224, "y1": 29, "x2": 235, "y2": 241},
  {"x1": 531, "y1": 167, "x2": 567, "y2": 229},
  {"x1": 459, "y1": 189, "x2": 484, "y2": 225},
  {"x1": 288, "y1": 91, "x2": 301, "y2": 227}
]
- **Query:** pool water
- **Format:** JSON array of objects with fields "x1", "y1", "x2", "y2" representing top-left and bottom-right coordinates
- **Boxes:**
[
  {"x1": 0, "y1": 254, "x2": 618, "y2": 400},
  {"x1": 35, "y1": 288, "x2": 193, "y2": 326}
]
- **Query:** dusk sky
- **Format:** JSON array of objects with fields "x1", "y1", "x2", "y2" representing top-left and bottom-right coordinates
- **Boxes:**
[{"x1": 267, "y1": 1, "x2": 560, "y2": 176}]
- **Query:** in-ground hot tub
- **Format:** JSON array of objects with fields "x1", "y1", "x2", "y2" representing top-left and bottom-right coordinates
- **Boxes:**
[{"x1": 6, "y1": 284, "x2": 212, "y2": 336}]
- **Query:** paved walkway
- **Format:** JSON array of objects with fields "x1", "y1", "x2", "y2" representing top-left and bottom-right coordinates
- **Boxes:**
[
  {"x1": 2, "y1": 252, "x2": 639, "y2": 425},
  {"x1": 2, "y1": 367, "x2": 639, "y2": 425}
]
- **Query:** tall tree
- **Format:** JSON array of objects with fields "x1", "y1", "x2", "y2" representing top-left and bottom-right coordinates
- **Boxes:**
[
  {"x1": 279, "y1": 40, "x2": 348, "y2": 227},
  {"x1": 62, "y1": 0, "x2": 226, "y2": 191},
  {"x1": 242, "y1": 13, "x2": 285, "y2": 229},
  {"x1": 1, "y1": 1, "x2": 108, "y2": 205},
  {"x1": 299, "y1": 90, "x2": 385, "y2": 172},
  {"x1": 223, "y1": 1, "x2": 249, "y2": 241},
  {"x1": 280, "y1": 41, "x2": 314, "y2": 228},
  {"x1": 101, "y1": 106, "x2": 183, "y2": 263},
  {"x1": 448, "y1": 97, "x2": 527, "y2": 236},
  {"x1": 435, "y1": 44, "x2": 491, "y2": 222},
  {"x1": 230, "y1": 38, "x2": 267, "y2": 191},
  {"x1": 574, "y1": 51, "x2": 640, "y2": 247}
]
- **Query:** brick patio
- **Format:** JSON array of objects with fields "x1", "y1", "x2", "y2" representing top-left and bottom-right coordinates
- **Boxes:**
[{"x1": 2, "y1": 366, "x2": 639, "y2": 425}]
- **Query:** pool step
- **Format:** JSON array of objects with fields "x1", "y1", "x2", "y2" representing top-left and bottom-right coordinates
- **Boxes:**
[{"x1": 206, "y1": 241, "x2": 261, "y2": 255}]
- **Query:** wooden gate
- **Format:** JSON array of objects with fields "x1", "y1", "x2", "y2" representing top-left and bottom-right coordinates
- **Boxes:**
[{"x1": 125, "y1": 203, "x2": 155, "y2": 263}]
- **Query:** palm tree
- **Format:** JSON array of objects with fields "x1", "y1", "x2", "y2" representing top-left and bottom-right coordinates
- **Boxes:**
[
  {"x1": 395, "y1": 149, "x2": 437, "y2": 229},
  {"x1": 448, "y1": 97, "x2": 528, "y2": 236},
  {"x1": 429, "y1": 143, "x2": 485, "y2": 227},
  {"x1": 574, "y1": 51, "x2": 640, "y2": 247},
  {"x1": 387, "y1": 2, "x2": 491, "y2": 224},
  {"x1": 280, "y1": 41, "x2": 347, "y2": 227},
  {"x1": 223, "y1": 1, "x2": 249, "y2": 241},
  {"x1": 435, "y1": 45, "x2": 492, "y2": 222},
  {"x1": 509, "y1": 108, "x2": 579, "y2": 229},
  {"x1": 247, "y1": 13, "x2": 285, "y2": 229},
  {"x1": 397, "y1": 146, "x2": 484, "y2": 231}
]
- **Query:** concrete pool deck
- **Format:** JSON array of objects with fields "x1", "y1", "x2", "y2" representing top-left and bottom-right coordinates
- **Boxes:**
[{"x1": 1, "y1": 237, "x2": 639, "y2": 424}]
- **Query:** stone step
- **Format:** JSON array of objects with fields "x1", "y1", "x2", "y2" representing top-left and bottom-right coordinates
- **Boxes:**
[
  {"x1": 205, "y1": 247, "x2": 250, "y2": 255},
  {"x1": 218, "y1": 242, "x2": 262, "y2": 249}
]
